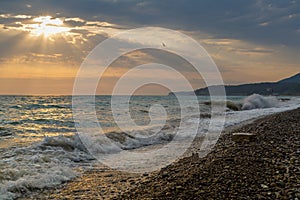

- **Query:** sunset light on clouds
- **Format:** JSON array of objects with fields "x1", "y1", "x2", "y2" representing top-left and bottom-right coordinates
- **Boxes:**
[{"x1": 0, "y1": 0, "x2": 299, "y2": 94}]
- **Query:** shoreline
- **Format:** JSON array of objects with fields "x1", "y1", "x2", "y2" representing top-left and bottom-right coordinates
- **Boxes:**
[
  {"x1": 121, "y1": 108, "x2": 300, "y2": 199},
  {"x1": 22, "y1": 108, "x2": 300, "y2": 199}
]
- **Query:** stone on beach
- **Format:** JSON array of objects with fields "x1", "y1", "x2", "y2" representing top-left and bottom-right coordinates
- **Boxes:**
[{"x1": 232, "y1": 132, "x2": 256, "y2": 142}]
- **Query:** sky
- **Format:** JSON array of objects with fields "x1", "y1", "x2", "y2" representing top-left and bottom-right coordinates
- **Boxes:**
[{"x1": 0, "y1": 0, "x2": 299, "y2": 95}]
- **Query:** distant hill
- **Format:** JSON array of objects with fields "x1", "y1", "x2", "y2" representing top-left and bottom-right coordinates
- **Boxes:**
[
  {"x1": 277, "y1": 73, "x2": 300, "y2": 84},
  {"x1": 195, "y1": 73, "x2": 300, "y2": 96},
  {"x1": 170, "y1": 73, "x2": 300, "y2": 96}
]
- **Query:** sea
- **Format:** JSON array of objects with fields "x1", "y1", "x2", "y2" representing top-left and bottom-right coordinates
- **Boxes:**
[{"x1": 0, "y1": 95, "x2": 299, "y2": 199}]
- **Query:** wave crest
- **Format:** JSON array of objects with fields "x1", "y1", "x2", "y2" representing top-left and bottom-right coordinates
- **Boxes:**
[{"x1": 242, "y1": 94, "x2": 278, "y2": 110}]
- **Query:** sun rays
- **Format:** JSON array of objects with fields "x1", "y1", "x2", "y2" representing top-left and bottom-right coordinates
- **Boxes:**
[{"x1": 28, "y1": 16, "x2": 70, "y2": 36}]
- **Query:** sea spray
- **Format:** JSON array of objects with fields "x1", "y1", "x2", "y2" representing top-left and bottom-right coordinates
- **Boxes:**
[{"x1": 242, "y1": 94, "x2": 279, "y2": 110}]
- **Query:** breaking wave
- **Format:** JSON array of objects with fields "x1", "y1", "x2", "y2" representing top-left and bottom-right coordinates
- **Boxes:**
[
  {"x1": 0, "y1": 125, "x2": 178, "y2": 199},
  {"x1": 0, "y1": 135, "x2": 94, "y2": 200},
  {"x1": 242, "y1": 94, "x2": 279, "y2": 110}
]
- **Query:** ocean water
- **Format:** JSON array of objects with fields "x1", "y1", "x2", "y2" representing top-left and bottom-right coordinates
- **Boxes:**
[{"x1": 0, "y1": 95, "x2": 299, "y2": 199}]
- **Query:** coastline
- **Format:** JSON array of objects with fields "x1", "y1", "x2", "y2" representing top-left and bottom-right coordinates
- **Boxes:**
[{"x1": 22, "y1": 108, "x2": 300, "y2": 199}]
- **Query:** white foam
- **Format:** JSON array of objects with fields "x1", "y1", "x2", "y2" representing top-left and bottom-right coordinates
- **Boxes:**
[
  {"x1": 0, "y1": 135, "x2": 95, "y2": 199},
  {"x1": 227, "y1": 96, "x2": 300, "y2": 127},
  {"x1": 242, "y1": 94, "x2": 279, "y2": 110}
]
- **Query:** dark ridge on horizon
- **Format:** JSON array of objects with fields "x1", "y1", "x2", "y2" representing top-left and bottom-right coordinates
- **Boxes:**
[
  {"x1": 278, "y1": 72, "x2": 300, "y2": 84},
  {"x1": 170, "y1": 72, "x2": 300, "y2": 96}
]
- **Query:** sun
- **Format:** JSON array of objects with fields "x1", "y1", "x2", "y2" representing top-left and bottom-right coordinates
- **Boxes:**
[{"x1": 29, "y1": 16, "x2": 70, "y2": 36}]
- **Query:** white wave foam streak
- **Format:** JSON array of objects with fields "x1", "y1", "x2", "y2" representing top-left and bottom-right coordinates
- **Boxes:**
[
  {"x1": 229, "y1": 98, "x2": 300, "y2": 126},
  {"x1": 0, "y1": 135, "x2": 94, "y2": 199}
]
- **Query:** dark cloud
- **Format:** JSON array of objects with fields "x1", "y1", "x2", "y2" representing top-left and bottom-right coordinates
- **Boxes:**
[
  {"x1": 0, "y1": 0, "x2": 300, "y2": 47},
  {"x1": 1, "y1": 0, "x2": 300, "y2": 47},
  {"x1": 64, "y1": 19, "x2": 86, "y2": 27}
]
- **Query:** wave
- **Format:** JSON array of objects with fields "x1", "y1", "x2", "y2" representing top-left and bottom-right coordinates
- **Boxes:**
[
  {"x1": 0, "y1": 126, "x2": 178, "y2": 199},
  {"x1": 202, "y1": 94, "x2": 279, "y2": 111},
  {"x1": 202, "y1": 100, "x2": 242, "y2": 111},
  {"x1": 40, "y1": 135, "x2": 88, "y2": 152},
  {"x1": 241, "y1": 94, "x2": 279, "y2": 110},
  {"x1": 1, "y1": 166, "x2": 77, "y2": 200},
  {"x1": 106, "y1": 130, "x2": 174, "y2": 151},
  {"x1": 78, "y1": 124, "x2": 178, "y2": 155},
  {"x1": 0, "y1": 127, "x2": 13, "y2": 137},
  {"x1": 0, "y1": 135, "x2": 94, "y2": 199},
  {"x1": 6, "y1": 118, "x2": 75, "y2": 126},
  {"x1": 10, "y1": 104, "x2": 71, "y2": 110}
]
